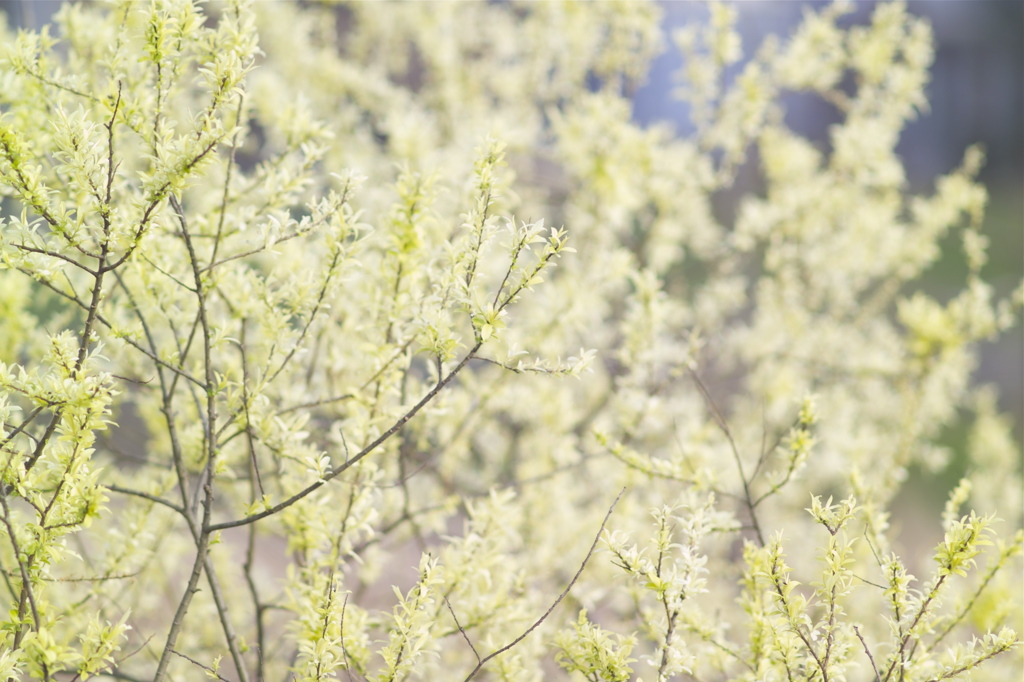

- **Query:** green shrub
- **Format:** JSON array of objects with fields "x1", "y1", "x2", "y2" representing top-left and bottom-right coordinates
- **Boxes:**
[{"x1": 0, "y1": 1, "x2": 1019, "y2": 680}]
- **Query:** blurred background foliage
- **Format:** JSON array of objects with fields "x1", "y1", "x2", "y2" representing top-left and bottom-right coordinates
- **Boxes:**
[
  {"x1": 632, "y1": 0, "x2": 1022, "y2": 435},
  {"x1": 632, "y1": 0, "x2": 1023, "y2": 549}
]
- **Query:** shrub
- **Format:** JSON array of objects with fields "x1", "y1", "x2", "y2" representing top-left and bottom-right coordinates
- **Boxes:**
[{"x1": 0, "y1": 1, "x2": 1020, "y2": 680}]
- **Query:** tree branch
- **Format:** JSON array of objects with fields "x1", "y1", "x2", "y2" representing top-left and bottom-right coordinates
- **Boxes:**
[
  {"x1": 461, "y1": 487, "x2": 626, "y2": 682},
  {"x1": 207, "y1": 341, "x2": 484, "y2": 532}
]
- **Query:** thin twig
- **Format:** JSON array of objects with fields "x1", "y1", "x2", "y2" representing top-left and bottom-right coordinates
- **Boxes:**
[
  {"x1": 854, "y1": 626, "x2": 882, "y2": 682},
  {"x1": 769, "y1": 553, "x2": 828, "y2": 682},
  {"x1": 339, "y1": 594, "x2": 367, "y2": 681},
  {"x1": 210, "y1": 96, "x2": 245, "y2": 267},
  {"x1": 461, "y1": 487, "x2": 626, "y2": 682},
  {"x1": 881, "y1": 576, "x2": 947, "y2": 682},
  {"x1": 445, "y1": 595, "x2": 482, "y2": 664},
  {"x1": 106, "y1": 485, "x2": 184, "y2": 514},
  {"x1": 2, "y1": 569, "x2": 141, "y2": 583},
  {"x1": 169, "y1": 650, "x2": 230, "y2": 682},
  {"x1": 276, "y1": 393, "x2": 353, "y2": 416},
  {"x1": 688, "y1": 368, "x2": 765, "y2": 546},
  {"x1": 22, "y1": 270, "x2": 206, "y2": 388},
  {"x1": 0, "y1": 494, "x2": 42, "y2": 646},
  {"x1": 154, "y1": 196, "x2": 252, "y2": 682},
  {"x1": 102, "y1": 633, "x2": 156, "y2": 682},
  {"x1": 208, "y1": 340, "x2": 485, "y2": 532},
  {"x1": 928, "y1": 545, "x2": 1016, "y2": 650}
]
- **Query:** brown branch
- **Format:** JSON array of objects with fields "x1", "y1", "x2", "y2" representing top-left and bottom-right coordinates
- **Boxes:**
[
  {"x1": 0, "y1": 494, "x2": 42, "y2": 646},
  {"x1": 770, "y1": 553, "x2": 828, "y2": 682},
  {"x1": 9, "y1": 242, "x2": 98, "y2": 275},
  {"x1": 882, "y1": 576, "x2": 947, "y2": 682},
  {"x1": 921, "y1": 641, "x2": 1016, "y2": 682},
  {"x1": 24, "y1": 270, "x2": 206, "y2": 388},
  {"x1": 154, "y1": 196, "x2": 251, "y2": 682},
  {"x1": 461, "y1": 487, "x2": 626, "y2": 682},
  {"x1": 927, "y1": 545, "x2": 1016, "y2": 650},
  {"x1": 207, "y1": 340, "x2": 485, "y2": 532},
  {"x1": 106, "y1": 484, "x2": 184, "y2": 515},
  {"x1": 169, "y1": 650, "x2": 230, "y2": 682},
  {"x1": 689, "y1": 368, "x2": 765, "y2": 546},
  {"x1": 339, "y1": 594, "x2": 369, "y2": 681},
  {"x1": 276, "y1": 392, "x2": 353, "y2": 416},
  {"x1": 854, "y1": 625, "x2": 882, "y2": 682},
  {"x1": 445, "y1": 595, "x2": 481, "y2": 664},
  {"x1": 209, "y1": 97, "x2": 245, "y2": 267}
]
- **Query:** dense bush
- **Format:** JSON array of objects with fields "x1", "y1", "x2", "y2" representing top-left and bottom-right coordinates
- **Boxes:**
[{"x1": 0, "y1": 1, "x2": 1020, "y2": 680}]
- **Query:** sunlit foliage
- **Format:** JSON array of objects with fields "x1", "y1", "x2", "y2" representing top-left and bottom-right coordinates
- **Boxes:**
[{"x1": 0, "y1": 1, "x2": 1019, "y2": 680}]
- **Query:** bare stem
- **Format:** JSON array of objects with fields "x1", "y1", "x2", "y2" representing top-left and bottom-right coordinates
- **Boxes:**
[
  {"x1": 208, "y1": 340, "x2": 485, "y2": 532},
  {"x1": 461, "y1": 487, "x2": 626, "y2": 682}
]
